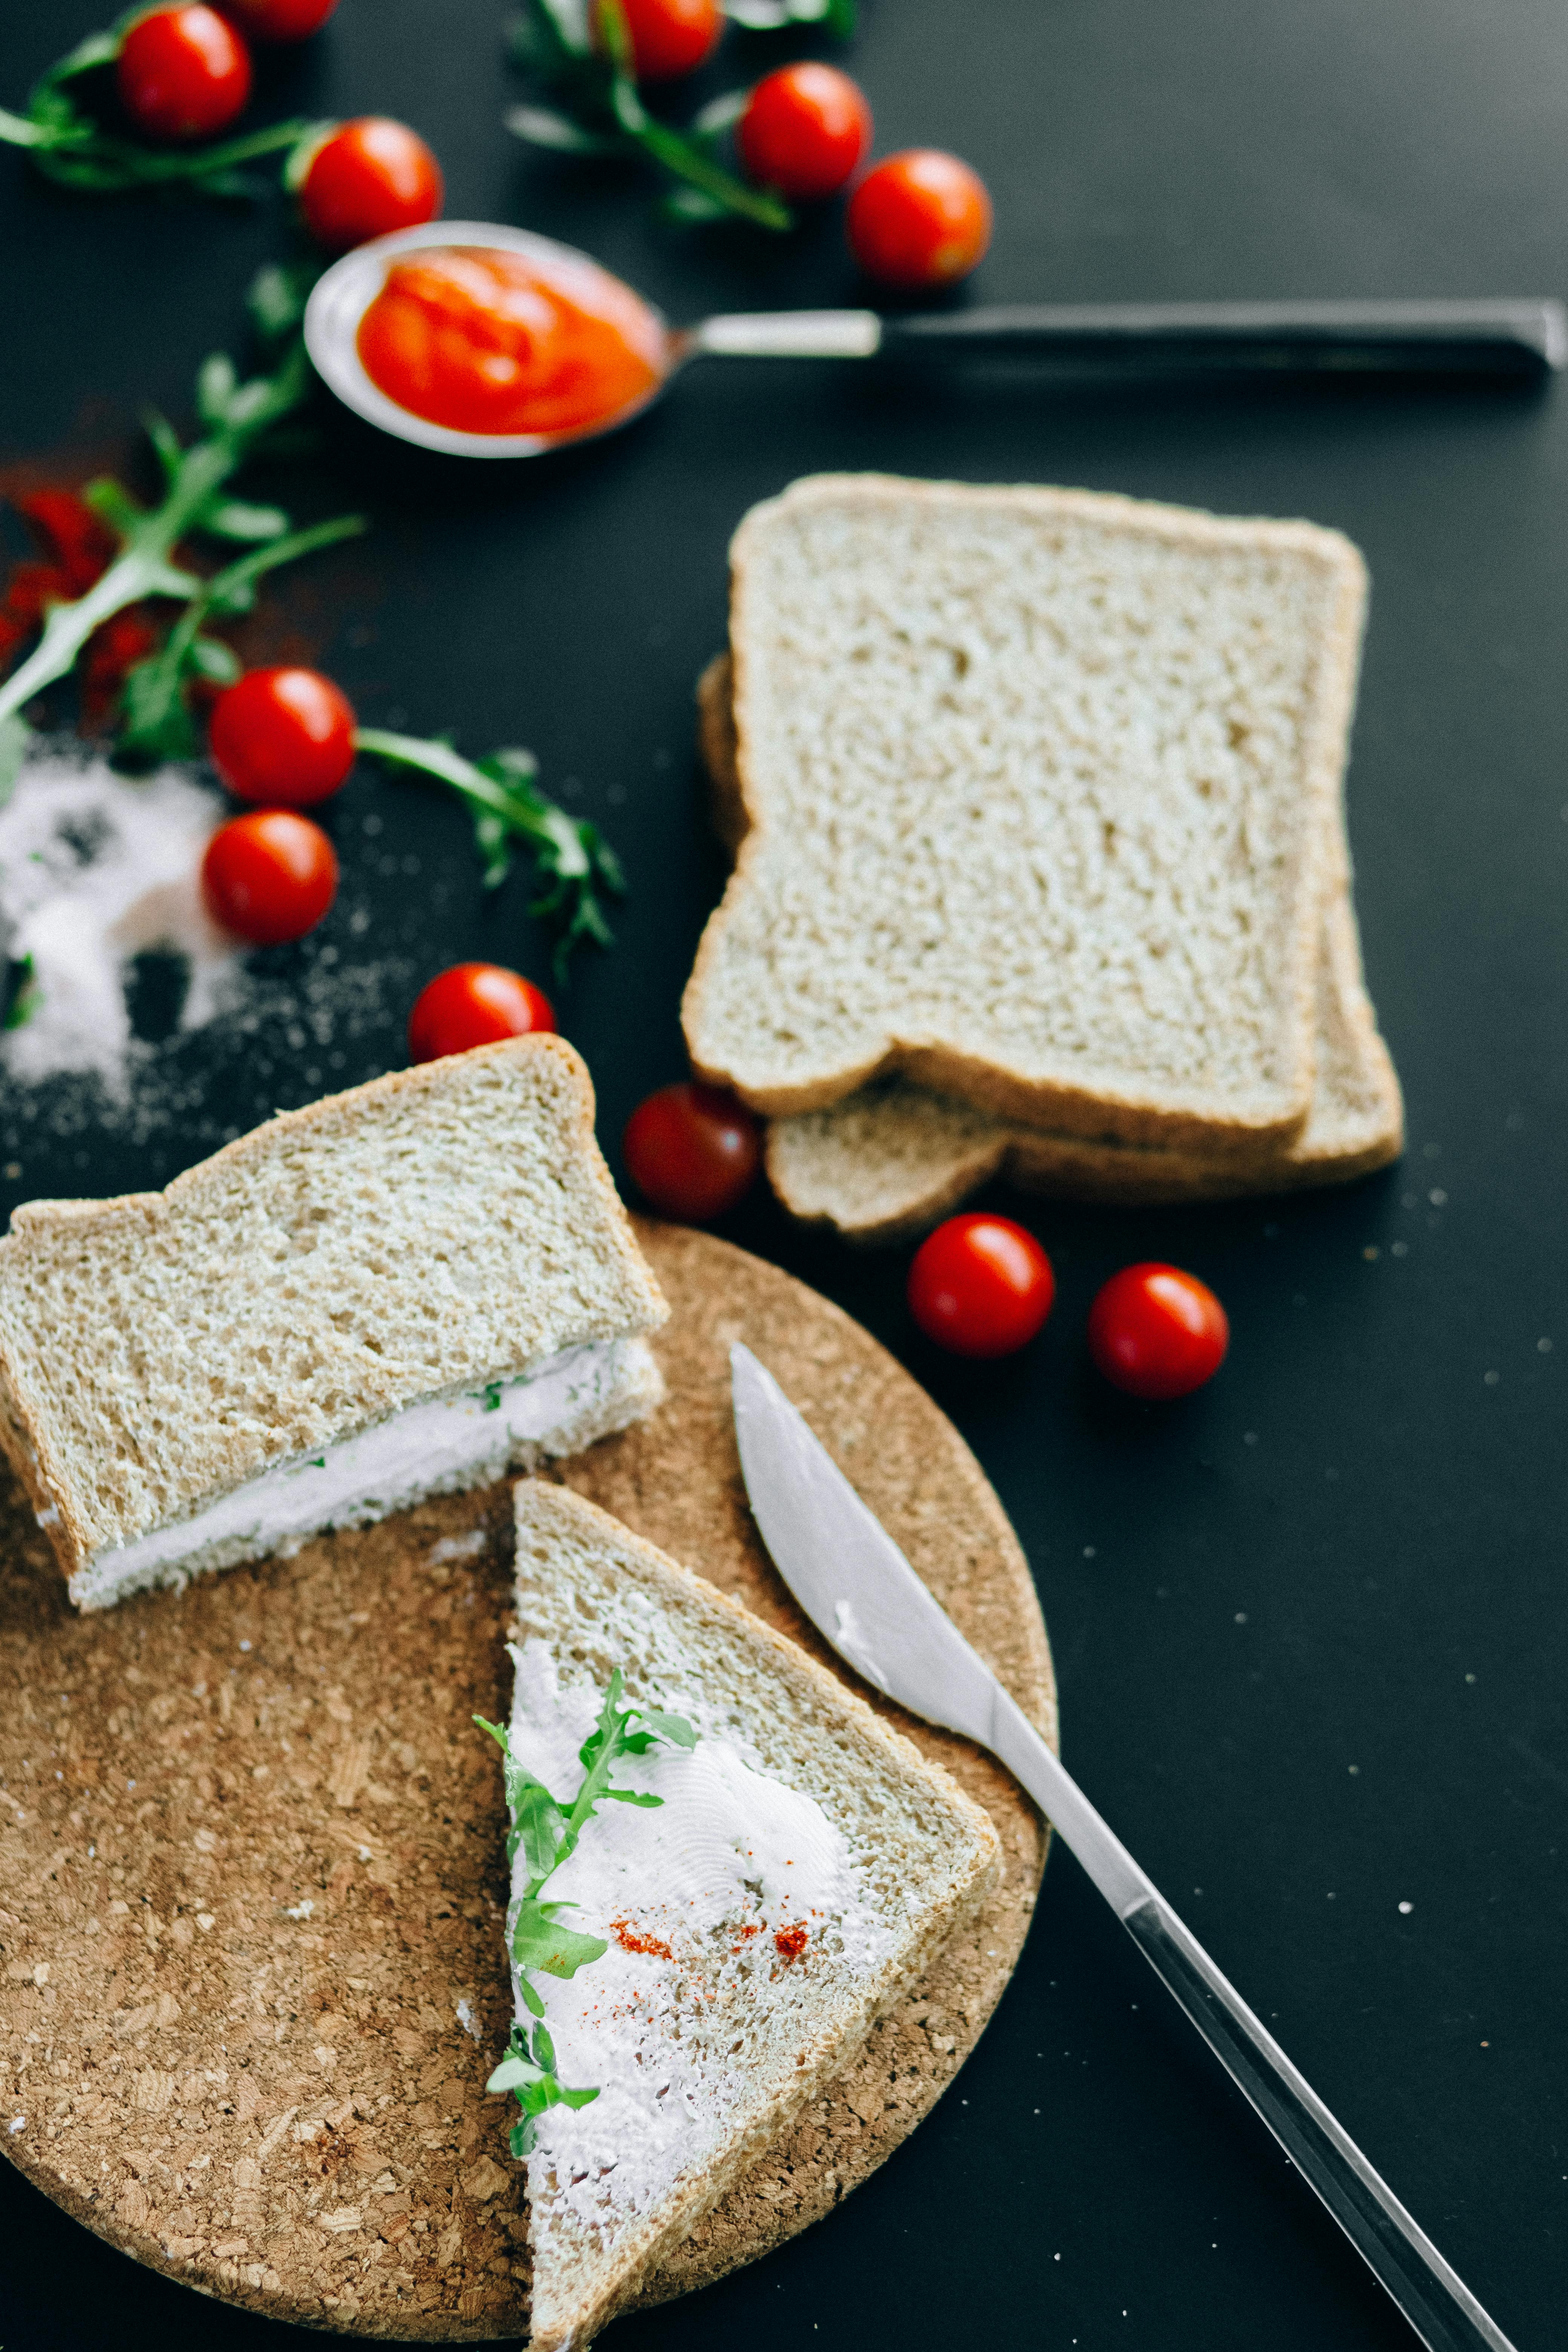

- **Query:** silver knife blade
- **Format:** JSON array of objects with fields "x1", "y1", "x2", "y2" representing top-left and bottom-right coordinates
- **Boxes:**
[{"x1": 729, "y1": 1341, "x2": 1519, "y2": 2352}]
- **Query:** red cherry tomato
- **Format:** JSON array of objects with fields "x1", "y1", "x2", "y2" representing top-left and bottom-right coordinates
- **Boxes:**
[
  {"x1": 907, "y1": 1213, "x2": 1055, "y2": 1358},
  {"x1": 297, "y1": 118, "x2": 444, "y2": 253},
  {"x1": 1088, "y1": 1263, "x2": 1229, "y2": 1401},
  {"x1": 407, "y1": 963, "x2": 556, "y2": 1064},
  {"x1": 116, "y1": 6, "x2": 252, "y2": 142},
  {"x1": 847, "y1": 149, "x2": 993, "y2": 290},
  {"x1": 623, "y1": 1083, "x2": 761, "y2": 1221},
  {"x1": 737, "y1": 63, "x2": 872, "y2": 201},
  {"x1": 208, "y1": 667, "x2": 357, "y2": 808},
  {"x1": 217, "y1": 0, "x2": 338, "y2": 37},
  {"x1": 593, "y1": 0, "x2": 722, "y2": 81},
  {"x1": 202, "y1": 810, "x2": 338, "y2": 946}
]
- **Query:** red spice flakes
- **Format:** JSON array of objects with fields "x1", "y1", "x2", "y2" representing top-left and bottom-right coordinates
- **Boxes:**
[
  {"x1": 773, "y1": 1924, "x2": 809, "y2": 1963},
  {"x1": 610, "y1": 1916, "x2": 673, "y2": 1961}
]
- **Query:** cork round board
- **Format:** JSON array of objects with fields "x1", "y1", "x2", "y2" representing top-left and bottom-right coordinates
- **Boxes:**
[{"x1": 0, "y1": 1219, "x2": 1056, "y2": 2341}]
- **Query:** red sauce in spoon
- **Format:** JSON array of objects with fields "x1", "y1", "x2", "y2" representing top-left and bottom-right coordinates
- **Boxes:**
[{"x1": 355, "y1": 243, "x2": 667, "y2": 441}]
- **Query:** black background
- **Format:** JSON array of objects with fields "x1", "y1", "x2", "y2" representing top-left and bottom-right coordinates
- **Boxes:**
[{"x1": 2, "y1": 2, "x2": 1565, "y2": 2346}]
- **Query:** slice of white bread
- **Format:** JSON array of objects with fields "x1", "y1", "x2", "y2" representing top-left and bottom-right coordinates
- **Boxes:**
[
  {"x1": 506, "y1": 1480, "x2": 1000, "y2": 2352},
  {"x1": 698, "y1": 654, "x2": 1402, "y2": 1238},
  {"x1": 683, "y1": 474, "x2": 1368, "y2": 1160},
  {"x1": 0, "y1": 1038, "x2": 668, "y2": 1610}
]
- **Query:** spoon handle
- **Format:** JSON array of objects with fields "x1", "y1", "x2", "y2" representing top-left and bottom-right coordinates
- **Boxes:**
[
  {"x1": 876, "y1": 297, "x2": 1566, "y2": 376},
  {"x1": 689, "y1": 298, "x2": 1564, "y2": 376}
]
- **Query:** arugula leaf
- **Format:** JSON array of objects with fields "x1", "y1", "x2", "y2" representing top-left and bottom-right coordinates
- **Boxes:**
[
  {"x1": 722, "y1": 0, "x2": 856, "y2": 26},
  {"x1": 504, "y1": 0, "x2": 793, "y2": 232},
  {"x1": 477, "y1": 1666, "x2": 698, "y2": 2158},
  {"x1": 476, "y1": 1715, "x2": 568, "y2": 1877},
  {"x1": 1, "y1": 18, "x2": 311, "y2": 198},
  {"x1": 510, "y1": 1897, "x2": 608, "y2": 1978},
  {"x1": 2, "y1": 954, "x2": 40, "y2": 1032},
  {"x1": 0, "y1": 291, "x2": 364, "y2": 760},
  {"x1": 486, "y1": 2018, "x2": 600, "y2": 2156},
  {"x1": 355, "y1": 729, "x2": 625, "y2": 980}
]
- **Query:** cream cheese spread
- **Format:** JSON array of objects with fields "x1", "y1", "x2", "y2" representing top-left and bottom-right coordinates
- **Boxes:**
[
  {"x1": 74, "y1": 1338, "x2": 649, "y2": 1607},
  {"x1": 506, "y1": 1638, "x2": 891, "y2": 2242}
]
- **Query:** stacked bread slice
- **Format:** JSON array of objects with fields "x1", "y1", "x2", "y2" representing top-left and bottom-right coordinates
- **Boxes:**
[{"x1": 686, "y1": 476, "x2": 1402, "y2": 1242}]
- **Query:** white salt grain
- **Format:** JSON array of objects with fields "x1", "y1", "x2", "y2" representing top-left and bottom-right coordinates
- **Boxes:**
[{"x1": 0, "y1": 750, "x2": 240, "y2": 1097}]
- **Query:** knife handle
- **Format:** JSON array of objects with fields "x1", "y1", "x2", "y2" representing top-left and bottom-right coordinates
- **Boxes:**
[
  {"x1": 1121, "y1": 1897, "x2": 1514, "y2": 2352},
  {"x1": 988, "y1": 1697, "x2": 1516, "y2": 2352}
]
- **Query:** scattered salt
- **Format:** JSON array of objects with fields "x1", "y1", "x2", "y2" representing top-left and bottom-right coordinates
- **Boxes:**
[{"x1": 0, "y1": 750, "x2": 239, "y2": 1097}]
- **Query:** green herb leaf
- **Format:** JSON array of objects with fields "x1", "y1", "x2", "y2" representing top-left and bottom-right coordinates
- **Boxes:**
[
  {"x1": 504, "y1": 103, "x2": 624, "y2": 155},
  {"x1": 2, "y1": 954, "x2": 40, "y2": 1032},
  {"x1": 0, "y1": 714, "x2": 32, "y2": 805},
  {"x1": 510, "y1": 1897, "x2": 608, "y2": 1979},
  {"x1": 355, "y1": 728, "x2": 625, "y2": 979},
  {"x1": 690, "y1": 88, "x2": 750, "y2": 139},
  {"x1": 721, "y1": 0, "x2": 854, "y2": 25},
  {"x1": 187, "y1": 634, "x2": 243, "y2": 687},
  {"x1": 505, "y1": 0, "x2": 794, "y2": 231},
  {"x1": 480, "y1": 1663, "x2": 698, "y2": 2159},
  {"x1": 248, "y1": 255, "x2": 324, "y2": 345}
]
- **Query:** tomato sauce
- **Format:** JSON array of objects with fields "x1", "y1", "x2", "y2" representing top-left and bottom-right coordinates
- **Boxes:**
[{"x1": 355, "y1": 243, "x2": 667, "y2": 441}]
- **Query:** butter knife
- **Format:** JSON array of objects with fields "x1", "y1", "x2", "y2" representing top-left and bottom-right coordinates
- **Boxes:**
[{"x1": 730, "y1": 1342, "x2": 1517, "y2": 2352}]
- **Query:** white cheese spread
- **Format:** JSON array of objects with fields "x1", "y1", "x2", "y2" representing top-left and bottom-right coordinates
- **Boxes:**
[
  {"x1": 506, "y1": 1639, "x2": 890, "y2": 2243},
  {"x1": 74, "y1": 1338, "x2": 651, "y2": 1608}
]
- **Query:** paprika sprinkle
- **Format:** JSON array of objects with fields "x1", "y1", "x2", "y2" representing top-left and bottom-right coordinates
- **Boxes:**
[{"x1": 355, "y1": 243, "x2": 666, "y2": 443}]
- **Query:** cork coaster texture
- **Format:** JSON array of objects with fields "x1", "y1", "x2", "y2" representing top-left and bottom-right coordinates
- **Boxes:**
[{"x1": 0, "y1": 1220, "x2": 1055, "y2": 2340}]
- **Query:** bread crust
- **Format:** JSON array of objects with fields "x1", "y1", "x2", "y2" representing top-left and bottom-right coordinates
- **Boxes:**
[
  {"x1": 0, "y1": 1036, "x2": 666, "y2": 1591},
  {"x1": 684, "y1": 473, "x2": 1370, "y2": 1159}
]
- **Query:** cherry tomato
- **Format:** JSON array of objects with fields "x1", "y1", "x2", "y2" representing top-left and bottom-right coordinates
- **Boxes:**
[
  {"x1": 593, "y1": 0, "x2": 722, "y2": 82},
  {"x1": 846, "y1": 149, "x2": 993, "y2": 290},
  {"x1": 217, "y1": 0, "x2": 338, "y2": 37},
  {"x1": 907, "y1": 1213, "x2": 1055, "y2": 1358},
  {"x1": 1088, "y1": 1263, "x2": 1229, "y2": 1401},
  {"x1": 737, "y1": 63, "x2": 872, "y2": 201},
  {"x1": 623, "y1": 1082, "x2": 761, "y2": 1221},
  {"x1": 297, "y1": 118, "x2": 444, "y2": 253},
  {"x1": 407, "y1": 963, "x2": 556, "y2": 1064},
  {"x1": 116, "y1": 6, "x2": 253, "y2": 142},
  {"x1": 202, "y1": 810, "x2": 338, "y2": 945},
  {"x1": 207, "y1": 667, "x2": 357, "y2": 808}
]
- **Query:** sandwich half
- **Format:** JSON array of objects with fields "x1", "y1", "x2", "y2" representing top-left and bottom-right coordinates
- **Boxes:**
[
  {"x1": 683, "y1": 473, "x2": 1368, "y2": 1161},
  {"x1": 493, "y1": 1481, "x2": 1001, "y2": 2352},
  {"x1": 0, "y1": 1037, "x2": 667, "y2": 1611}
]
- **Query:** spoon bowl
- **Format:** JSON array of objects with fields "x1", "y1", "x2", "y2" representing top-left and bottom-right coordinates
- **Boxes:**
[{"x1": 303, "y1": 220, "x2": 677, "y2": 459}]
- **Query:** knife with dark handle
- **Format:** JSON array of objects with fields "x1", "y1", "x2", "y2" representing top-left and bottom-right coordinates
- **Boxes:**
[{"x1": 730, "y1": 1343, "x2": 1519, "y2": 2352}]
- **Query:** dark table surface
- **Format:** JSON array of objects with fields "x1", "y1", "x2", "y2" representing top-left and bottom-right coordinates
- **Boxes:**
[{"x1": 2, "y1": 1, "x2": 1565, "y2": 2346}]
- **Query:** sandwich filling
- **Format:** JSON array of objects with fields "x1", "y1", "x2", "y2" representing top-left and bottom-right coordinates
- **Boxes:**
[
  {"x1": 505, "y1": 1638, "x2": 891, "y2": 2248},
  {"x1": 69, "y1": 1338, "x2": 660, "y2": 1611}
]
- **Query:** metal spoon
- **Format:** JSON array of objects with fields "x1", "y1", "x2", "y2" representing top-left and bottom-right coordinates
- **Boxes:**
[{"x1": 303, "y1": 218, "x2": 1566, "y2": 461}]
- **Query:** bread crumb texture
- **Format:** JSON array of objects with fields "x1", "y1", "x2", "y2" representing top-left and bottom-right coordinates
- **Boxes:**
[
  {"x1": 511, "y1": 1483, "x2": 999, "y2": 2351},
  {"x1": 684, "y1": 474, "x2": 1367, "y2": 1152},
  {"x1": 0, "y1": 1220, "x2": 1052, "y2": 2338},
  {"x1": 0, "y1": 1037, "x2": 666, "y2": 1568}
]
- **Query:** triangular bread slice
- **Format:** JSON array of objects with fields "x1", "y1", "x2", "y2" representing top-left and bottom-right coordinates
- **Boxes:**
[
  {"x1": 698, "y1": 654, "x2": 1401, "y2": 1237},
  {"x1": 683, "y1": 474, "x2": 1368, "y2": 1162},
  {"x1": 0, "y1": 1037, "x2": 668, "y2": 1609},
  {"x1": 504, "y1": 1480, "x2": 1000, "y2": 2351}
]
